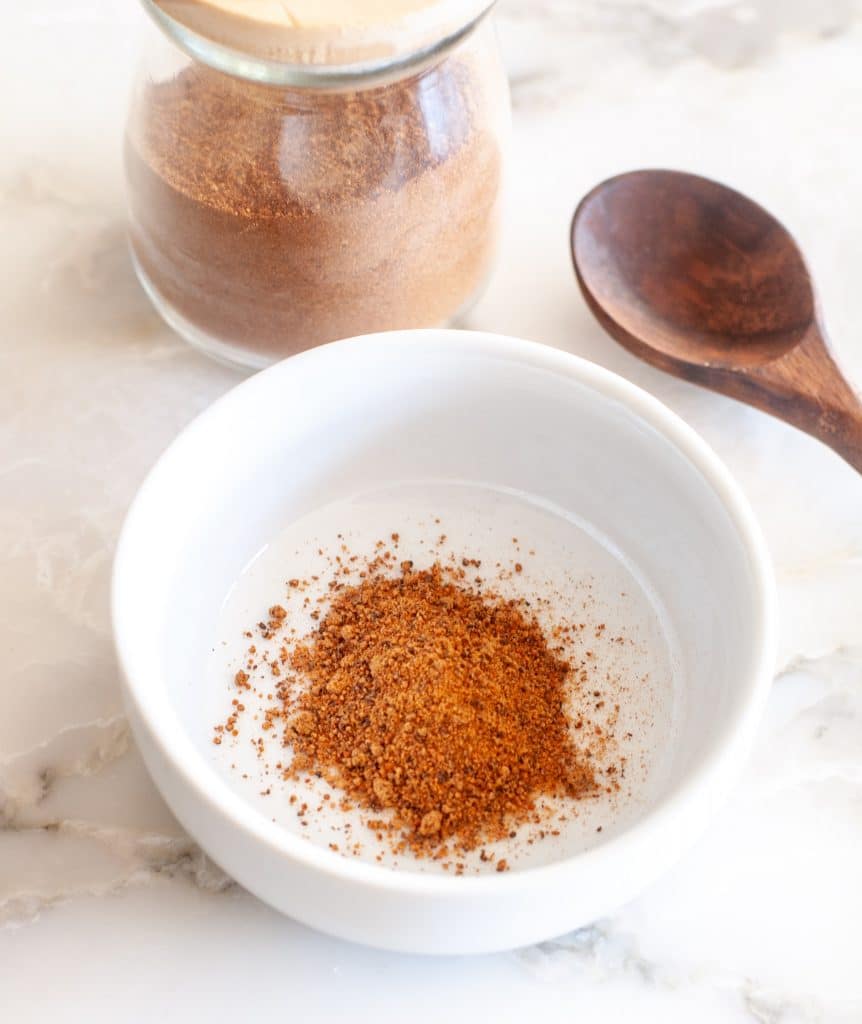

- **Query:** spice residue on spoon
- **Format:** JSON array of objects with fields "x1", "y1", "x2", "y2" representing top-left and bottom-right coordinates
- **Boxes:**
[{"x1": 215, "y1": 532, "x2": 627, "y2": 867}]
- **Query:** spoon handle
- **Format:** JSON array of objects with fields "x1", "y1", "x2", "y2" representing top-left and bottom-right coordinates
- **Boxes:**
[{"x1": 740, "y1": 324, "x2": 862, "y2": 475}]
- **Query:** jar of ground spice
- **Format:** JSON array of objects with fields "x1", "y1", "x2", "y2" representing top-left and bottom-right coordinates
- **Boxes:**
[{"x1": 125, "y1": 0, "x2": 510, "y2": 367}]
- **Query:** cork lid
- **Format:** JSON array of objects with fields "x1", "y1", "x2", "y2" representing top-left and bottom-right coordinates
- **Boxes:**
[{"x1": 146, "y1": 0, "x2": 496, "y2": 70}]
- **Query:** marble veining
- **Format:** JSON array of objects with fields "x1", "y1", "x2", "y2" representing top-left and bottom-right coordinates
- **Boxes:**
[{"x1": 1, "y1": 1, "x2": 861, "y2": 1020}]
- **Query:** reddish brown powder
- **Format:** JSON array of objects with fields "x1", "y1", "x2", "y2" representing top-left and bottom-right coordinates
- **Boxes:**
[
  {"x1": 125, "y1": 51, "x2": 502, "y2": 363},
  {"x1": 282, "y1": 562, "x2": 598, "y2": 853}
]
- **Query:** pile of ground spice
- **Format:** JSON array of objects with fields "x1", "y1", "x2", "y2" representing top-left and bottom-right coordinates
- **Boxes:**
[
  {"x1": 280, "y1": 561, "x2": 598, "y2": 854},
  {"x1": 125, "y1": 49, "x2": 502, "y2": 362}
]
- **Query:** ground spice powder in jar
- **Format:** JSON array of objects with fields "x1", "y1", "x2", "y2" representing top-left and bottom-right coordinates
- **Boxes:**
[
  {"x1": 126, "y1": 52, "x2": 502, "y2": 361},
  {"x1": 282, "y1": 562, "x2": 598, "y2": 855}
]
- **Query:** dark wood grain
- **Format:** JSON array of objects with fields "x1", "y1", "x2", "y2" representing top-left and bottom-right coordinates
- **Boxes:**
[{"x1": 571, "y1": 169, "x2": 862, "y2": 474}]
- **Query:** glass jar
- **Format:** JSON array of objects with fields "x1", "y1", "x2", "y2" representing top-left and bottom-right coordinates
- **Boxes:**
[{"x1": 125, "y1": 0, "x2": 510, "y2": 368}]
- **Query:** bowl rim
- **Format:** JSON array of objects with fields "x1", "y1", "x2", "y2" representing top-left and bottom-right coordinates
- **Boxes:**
[{"x1": 112, "y1": 328, "x2": 777, "y2": 896}]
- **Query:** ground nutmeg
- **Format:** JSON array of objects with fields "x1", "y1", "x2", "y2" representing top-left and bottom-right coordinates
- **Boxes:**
[
  {"x1": 126, "y1": 46, "x2": 502, "y2": 362},
  {"x1": 280, "y1": 561, "x2": 598, "y2": 854}
]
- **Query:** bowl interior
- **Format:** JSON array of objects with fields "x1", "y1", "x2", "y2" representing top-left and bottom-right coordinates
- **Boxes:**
[{"x1": 115, "y1": 331, "x2": 768, "y2": 876}]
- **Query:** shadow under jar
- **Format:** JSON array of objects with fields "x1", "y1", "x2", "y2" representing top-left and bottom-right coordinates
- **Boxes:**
[{"x1": 125, "y1": 0, "x2": 510, "y2": 368}]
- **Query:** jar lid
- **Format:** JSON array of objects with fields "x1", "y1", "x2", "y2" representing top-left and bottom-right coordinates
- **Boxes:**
[{"x1": 146, "y1": 0, "x2": 496, "y2": 73}]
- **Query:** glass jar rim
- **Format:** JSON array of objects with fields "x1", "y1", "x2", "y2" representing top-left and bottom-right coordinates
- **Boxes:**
[{"x1": 140, "y1": 0, "x2": 496, "y2": 87}]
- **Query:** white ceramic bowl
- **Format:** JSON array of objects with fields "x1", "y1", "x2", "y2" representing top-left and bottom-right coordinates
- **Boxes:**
[{"x1": 112, "y1": 330, "x2": 776, "y2": 954}]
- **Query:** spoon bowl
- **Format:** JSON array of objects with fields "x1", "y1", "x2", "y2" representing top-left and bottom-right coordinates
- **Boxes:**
[{"x1": 572, "y1": 169, "x2": 862, "y2": 473}]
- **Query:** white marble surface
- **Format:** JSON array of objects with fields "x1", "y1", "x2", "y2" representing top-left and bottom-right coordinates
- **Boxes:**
[{"x1": 2, "y1": 1, "x2": 862, "y2": 1020}]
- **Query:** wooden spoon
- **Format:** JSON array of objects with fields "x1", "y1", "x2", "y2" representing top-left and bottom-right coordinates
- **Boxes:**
[{"x1": 571, "y1": 169, "x2": 862, "y2": 474}]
